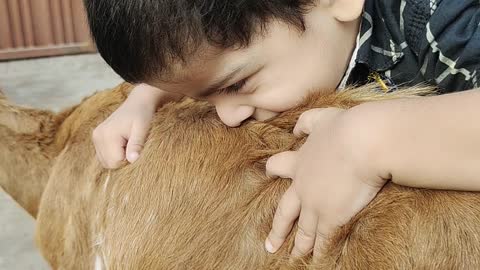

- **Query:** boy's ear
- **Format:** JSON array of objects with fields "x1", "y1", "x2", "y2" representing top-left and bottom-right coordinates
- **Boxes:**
[{"x1": 328, "y1": 0, "x2": 365, "y2": 22}]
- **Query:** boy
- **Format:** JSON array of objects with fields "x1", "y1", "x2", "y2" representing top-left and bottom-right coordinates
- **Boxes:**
[{"x1": 85, "y1": 0, "x2": 480, "y2": 258}]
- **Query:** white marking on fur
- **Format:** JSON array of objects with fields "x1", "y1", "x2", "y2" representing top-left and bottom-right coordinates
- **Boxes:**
[
  {"x1": 95, "y1": 255, "x2": 103, "y2": 270},
  {"x1": 107, "y1": 206, "x2": 115, "y2": 218},
  {"x1": 103, "y1": 172, "x2": 111, "y2": 192},
  {"x1": 93, "y1": 234, "x2": 109, "y2": 269},
  {"x1": 123, "y1": 194, "x2": 129, "y2": 205},
  {"x1": 146, "y1": 211, "x2": 157, "y2": 225},
  {"x1": 93, "y1": 234, "x2": 105, "y2": 247}
]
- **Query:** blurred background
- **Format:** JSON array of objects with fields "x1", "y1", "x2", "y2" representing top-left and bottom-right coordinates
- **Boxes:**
[
  {"x1": 0, "y1": 0, "x2": 94, "y2": 60},
  {"x1": 0, "y1": 0, "x2": 122, "y2": 269}
]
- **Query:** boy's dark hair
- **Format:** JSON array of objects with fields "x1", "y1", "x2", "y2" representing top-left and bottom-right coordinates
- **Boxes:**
[{"x1": 84, "y1": 0, "x2": 314, "y2": 83}]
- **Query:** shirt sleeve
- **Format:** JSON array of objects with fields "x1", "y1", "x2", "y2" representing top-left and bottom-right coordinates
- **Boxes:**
[{"x1": 410, "y1": 0, "x2": 480, "y2": 93}]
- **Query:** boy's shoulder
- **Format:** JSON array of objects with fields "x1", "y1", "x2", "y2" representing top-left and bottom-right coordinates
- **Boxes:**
[{"x1": 348, "y1": 0, "x2": 480, "y2": 93}]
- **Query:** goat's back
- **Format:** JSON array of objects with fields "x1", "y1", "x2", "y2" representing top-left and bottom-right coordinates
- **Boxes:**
[{"x1": 35, "y1": 83, "x2": 480, "y2": 269}]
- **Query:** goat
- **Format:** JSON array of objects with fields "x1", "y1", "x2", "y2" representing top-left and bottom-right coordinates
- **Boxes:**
[{"x1": 1, "y1": 83, "x2": 480, "y2": 269}]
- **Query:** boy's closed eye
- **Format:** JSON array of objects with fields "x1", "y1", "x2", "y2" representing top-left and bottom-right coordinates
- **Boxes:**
[{"x1": 217, "y1": 79, "x2": 247, "y2": 96}]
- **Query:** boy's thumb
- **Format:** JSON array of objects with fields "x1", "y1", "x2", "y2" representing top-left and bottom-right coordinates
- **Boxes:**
[
  {"x1": 266, "y1": 151, "x2": 298, "y2": 179},
  {"x1": 126, "y1": 125, "x2": 148, "y2": 163}
]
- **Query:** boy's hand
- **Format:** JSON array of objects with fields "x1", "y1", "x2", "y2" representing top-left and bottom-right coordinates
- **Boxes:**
[
  {"x1": 93, "y1": 84, "x2": 179, "y2": 169},
  {"x1": 265, "y1": 108, "x2": 387, "y2": 258}
]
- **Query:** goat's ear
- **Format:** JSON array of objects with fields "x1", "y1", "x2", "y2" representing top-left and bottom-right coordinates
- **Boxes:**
[
  {"x1": 0, "y1": 104, "x2": 42, "y2": 134},
  {"x1": 0, "y1": 89, "x2": 5, "y2": 100}
]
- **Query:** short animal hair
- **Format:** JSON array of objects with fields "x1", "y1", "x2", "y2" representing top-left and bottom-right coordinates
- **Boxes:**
[{"x1": 83, "y1": 0, "x2": 314, "y2": 83}]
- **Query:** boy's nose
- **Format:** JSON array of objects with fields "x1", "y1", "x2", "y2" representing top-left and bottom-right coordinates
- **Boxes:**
[{"x1": 215, "y1": 104, "x2": 255, "y2": 127}]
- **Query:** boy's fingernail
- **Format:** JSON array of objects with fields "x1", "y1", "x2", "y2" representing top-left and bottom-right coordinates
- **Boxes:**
[
  {"x1": 128, "y1": 152, "x2": 139, "y2": 163},
  {"x1": 265, "y1": 239, "x2": 275, "y2": 253}
]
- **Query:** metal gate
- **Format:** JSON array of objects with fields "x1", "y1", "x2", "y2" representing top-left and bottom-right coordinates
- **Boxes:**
[{"x1": 0, "y1": 0, "x2": 95, "y2": 61}]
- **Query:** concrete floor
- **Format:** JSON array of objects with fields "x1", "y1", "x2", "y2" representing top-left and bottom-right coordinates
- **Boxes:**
[{"x1": 0, "y1": 54, "x2": 122, "y2": 270}]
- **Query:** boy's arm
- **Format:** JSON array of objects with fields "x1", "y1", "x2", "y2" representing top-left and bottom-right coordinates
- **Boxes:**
[
  {"x1": 362, "y1": 89, "x2": 480, "y2": 190},
  {"x1": 265, "y1": 88, "x2": 480, "y2": 257}
]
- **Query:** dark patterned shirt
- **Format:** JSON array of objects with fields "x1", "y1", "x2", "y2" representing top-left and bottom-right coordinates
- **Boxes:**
[{"x1": 347, "y1": 0, "x2": 480, "y2": 93}]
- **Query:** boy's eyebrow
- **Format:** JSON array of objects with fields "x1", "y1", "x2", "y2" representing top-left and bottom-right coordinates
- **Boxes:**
[{"x1": 197, "y1": 65, "x2": 247, "y2": 98}]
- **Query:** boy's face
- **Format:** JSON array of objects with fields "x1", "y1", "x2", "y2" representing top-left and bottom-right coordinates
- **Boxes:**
[{"x1": 150, "y1": 2, "x2": 361, "y2": 127}]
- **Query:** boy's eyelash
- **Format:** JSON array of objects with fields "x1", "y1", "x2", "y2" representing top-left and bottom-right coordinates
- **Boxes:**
[{"x1": 218, "y1": 79, "x2": 247, "y2": 95}]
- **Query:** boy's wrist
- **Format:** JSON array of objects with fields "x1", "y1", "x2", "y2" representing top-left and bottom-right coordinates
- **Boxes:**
[{"x1": 344, "y1": 102, "x2": 394, "y2": 181}]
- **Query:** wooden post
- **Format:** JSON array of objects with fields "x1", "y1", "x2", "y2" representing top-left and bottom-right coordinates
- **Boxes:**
[
  {"x1": 50, "y1": 0, "x2": 65, "y2": 44},
  {"x1": 30, "y1": 0, "x2": 54, "y2": 46},
  {"x1": 0, "y1": 0, "x2": 13, "y2": 49},
  {"x1": 18, "y1": 0, "x2": 34, "y2": 47},
  {"x1": 0, "y1": 0, "x2": 96, "y2": 60}
]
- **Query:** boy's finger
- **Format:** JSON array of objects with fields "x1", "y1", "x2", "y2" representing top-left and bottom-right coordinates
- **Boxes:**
[
  {"x1": 293, "y1": 109, "x2": 324, "y2": 136},
  {"x1": 291, "y1": 209, "x2": 318, "y2": 258},
  {"x1": 265, "y1": 186, "x2": 301, "y2": 253},
  {"x1": 102, "y1": 136, "x2": 127, "y2": 169},
  {"x1": 126, "y1": 123, "x2": 149, "y2": 163},
  {"x1": 312, "y1": 222, "x2": 336, "y2": 259},
  {"x1": 266, "y1": 151, "x2": 298, "y2": 179},
  {"x1": 293, "y1": 108, "x2": 343, "y2": 136}
]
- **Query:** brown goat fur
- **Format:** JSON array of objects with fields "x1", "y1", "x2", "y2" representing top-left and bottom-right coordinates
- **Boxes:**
[{"x1": 1, "y1": 83, "x2": 480, "y2": 269}]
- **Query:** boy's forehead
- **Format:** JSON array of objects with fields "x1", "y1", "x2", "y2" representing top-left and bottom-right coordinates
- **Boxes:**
[
  {"x1": 154, "y1": 46, "x2": 251, "y2": 96},
  {"x1": 161, "y1": 46, "x2": 226, "y2": 83}
]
